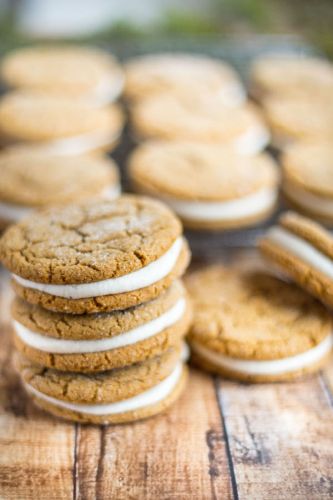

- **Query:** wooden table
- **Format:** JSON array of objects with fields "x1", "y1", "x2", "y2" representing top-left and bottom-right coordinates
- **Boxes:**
[{"x1": 1, "y1": 269, "x2": 333, "y2": 500}]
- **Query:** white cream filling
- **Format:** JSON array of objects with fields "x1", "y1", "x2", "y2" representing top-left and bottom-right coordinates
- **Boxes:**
[
  {"x1": 265, "y1": 226, "x2": 333, "y2": 280},
  {"x1": 233, "y1": 122, "x2": 270, "y2": 155},
  {"x1": 0, "y1": 184, "x2": 120, "y2": 223},
  {"x1": 13, "y1": 297, "x2": 186, "y2": 354},
  {"x1": 24, "y1": 361, "x2": 183, "y2": 416},
  {"x1": 158, "y1": 188, "x2": 277, "y2": 222},
  {"x1": 86, "y1": 72, "x2": 124, "y2": 107},
  {"x1": 192, "y1": 334, "x2": 333, "y2": 375},
  {"x1": 13, "y1": 237, "x2": 183, "y2": 299},
  {"x1": 218, "y1": 81, "x2": 247, "y2": 108},
  {"x1": 284, "y1": 181, "x2": 333, "y2": 217}
]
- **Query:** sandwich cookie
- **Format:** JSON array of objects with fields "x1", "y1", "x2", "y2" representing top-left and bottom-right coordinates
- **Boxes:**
[
  {"x1": 0, "y1": 195, "x2": 190, "y2": 313},
  {"x1": 129, "y1": 141, "x2": 279, "y2": 230},
  {"x1": 0, "y1": 147, "x2": 120, "y2": 230},
  {"x1": 12, "y1": 281, "x2": 192, "y2": 372},
  {"x1": 124, "y1": 53, "x2": 246, "y2": 107},
  {"x1": 131, "y1": 94, "x2": 269, "y2": 155},
  {"x1": 16, "y1": 346, "x2": 188, "y2": 424},
  {"x1": 259, "y1": 211, "x2": 333, "y2": 309},
  {"x1": 186, "y1": 265, "x2": 333, "y2": 382},
  {"x1": 0, "y1": 91, "x2": 124, "y2": 155},
  {"x1": 1, "y1": 46, "x2": 124, "y2": 107},
  {"x1": 281, "y1": 141, "x2": 333, "y2": 224},
  {"x1": 250, "y1": 54, "x2": 333, "y2": 100}
]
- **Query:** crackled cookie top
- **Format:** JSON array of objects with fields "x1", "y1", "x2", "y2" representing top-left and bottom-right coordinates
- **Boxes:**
[
  {"x1": 1, "y1": 46, "x2": 123, "y2": 98},
  {"x1": 0, "y1": 148, "x2": 119, "y2": 206},
  {"x1": 124, "y1": 53, "x2": 245, "y2": 104},
  {"x1": 0, "y1": 195, "x2": 183, "y2": 284},
  {"x1": 129, "y1": 141, "x2": 278, "y2": 201},
  {"x1": 0, "y1": 91, "x2": 124, "y2": 141},
  {"x1": 282, "y1": 142, "x2": 333, "y2": 197},
  {"x1": 186, "y1": 265, "x2": 331, "y2": 360}
]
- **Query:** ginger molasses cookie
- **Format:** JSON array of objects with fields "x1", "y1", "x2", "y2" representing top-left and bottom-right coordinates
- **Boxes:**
[
  {"x1": 12, "y1": 281, "x2": 191, "y2": 372},
  {"x1": 0, "y1": 147, "x2": 120, "y2": 230},
  {"x1": 129, "y1": 141, "x2": 279, "y2": 230},
  {"x1": 0, "y1": 195, "x2": 190, "y2": 313},
  {"x1": 259, "y1": 211, "x2": 333, "y2": 309},
  {"x1": 16, "y1": 346, "x2": 188, "y2": 424},
  {"x1": 0, "y1": 91, "x2": 124, "y2": 154},
  {"x1": 186, "y1": 265, "x2": 333, "y2": 382},
  {"x1": 124, "y1": 53, "x2": 246, "y2": 107},
  {"x1": 1, "y1": 46, "x2": 124, "y2": 107},
  {"x1": 131, "y1": 94, "x2": 269, "y2": 155},
  {"x1": 281, "y1": 141, "x2": 333, "y2": 224}
]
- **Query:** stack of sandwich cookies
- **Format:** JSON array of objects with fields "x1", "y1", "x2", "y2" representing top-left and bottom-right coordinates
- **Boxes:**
[
  {"x1": 1, "y1": 46, "x2": 124, "y2": 107},
  {"x1": 281, "y1": 142, "x2": 333, "y2": 224},
  {"x1": 0, "y1": 195, "x2": 191, "y2": 423},
  {"x1": 259, "y1": 212, "x2": 333, "y2": 309},
  {"x1": 0, "y1": 147, "x2": 120, "y2": 230},
  {"x1": 186, "y1": 265, "x2": 333, "y2": 382},
  {"x1": 0, "y1": 92, "x2": 124, "y2": 155},
  {"x1": 129, "y1": 141, "x2": 279, "y2": 230}
]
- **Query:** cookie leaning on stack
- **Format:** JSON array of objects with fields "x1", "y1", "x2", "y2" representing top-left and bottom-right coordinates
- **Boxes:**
[{"x1": 0, "y1": 195, "x2": 191, "y2": 424}]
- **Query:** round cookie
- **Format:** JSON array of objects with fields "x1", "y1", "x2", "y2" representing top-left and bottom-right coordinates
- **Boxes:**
[
  {"x1": 0, "y1": 147, "x2": 120, "y2": 230},
  {"x1": 12, "y1": 281, "x2": 192, "y2": 372},
  {"x1": 16, "y1": 346, "x2": 188, "y2": 424},
  {"x1": 259, "y1": 211, "x2": 333, "y2": 309},
  {"x1": 129, "y1": 141, "x2": 279, "y2": 230},
  {"x1": 250, "y1": 54, "x2": 333, "y2": 100},
  {"x1": 0, "y1": 195, "x2": 190, "y2": 313},
  {"x1": 186, "y1": 265, "x2": 333, "y2": 382},
  {"x1": 281, "y1": 141, "x2": 333, "y2": 224},
  {"x1": 124, "y1": 53, "x2": 246, "y2": 107},
  {"x1": 0, "y1": 91, "x2": 124, "y2": 154},
  {"x1": 131, "y1": 94, "x2": 269, "y2": 155},
  {"x1": 262, "y1": 94, "x2": 333, "y2": 148},
  {"x1": 1, "y1": 45, "x2": 124, "y2": 107}
]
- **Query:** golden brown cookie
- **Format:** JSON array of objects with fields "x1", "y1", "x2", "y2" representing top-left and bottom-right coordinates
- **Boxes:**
[
  {"x1": 129, "y1": 141, "x2": 279, "y2": 230},
  {"x1": 0, "y1": 195, "x2": 190, "y2": 313},
  {"x1": 16, "y1": 346, "x2": 188, "y2": 424},
  {"x1": 0, "y1": 147, "x2": 120, "y2": 228},
  {"x1": 259, "y1": 211, "x2": 333, "y2": 309},
  {"x1": 281, "y1": 141, "x2": 333, "y2": 224},
  {"x1": 124, "y1": 53, "x2": 246, "y2": 106},
  {"x1": 1, "y1": 46, "x2": 124, "y2": 106},
  {"x1": 12, "y1": 281, "x2": 192, "y2": 372},
  {"x1": 131, "y1": 93, "x2": 269, "y2": 154},
  {"x1": 185, "y1": 265, "x2": 333, "y2": 382},
  {"x1": 0, "y1": 91, "x2": 124, "y2": 154}
]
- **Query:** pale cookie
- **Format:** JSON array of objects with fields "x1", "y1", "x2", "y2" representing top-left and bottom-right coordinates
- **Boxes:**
[
  {"x1": 0, "y1": 91, "x2": 124, "y2": 154},
  {"x1": 12, "y1": 281, "x2": 192, "y2": 372},
  {"x1": 250, "y1": 54, "x2": 333, "y2": 100},
  {"x1": 1, "y1": 45, "x2": 124, "y2": 106},
  {"x1": 259, "y1": 211, "x2": 333, "y2": 309},
  {"x1": 131, "y1": 94, "x2": 269, "y2": 155},
  {"x1": 129, "y1": 141, "x2": 279, "y2": 230},
  {"x1": 281, "y1": 141, "x2": 333, "y2": 224},
  {"x1": 124, "y1": 53, "x2": 246, "y2": 107},
  {"x1": 16, "y1": 346, "x2": 188, "y2": 424},
  {"x1": 186, "y1": 265, "x2": 333, "y2": 382},
  {"x1": 0, "y1": 195, "x2": 190, "y2": 313},
  {"x1": 0, "y1": 147, "x2": 120, "y2": 229}
]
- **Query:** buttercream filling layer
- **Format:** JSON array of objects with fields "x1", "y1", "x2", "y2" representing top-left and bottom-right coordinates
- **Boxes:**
[
  {"x1": 284, "y1": 181, "x2": 333, "y2": 217},
  {"x1": 233, "y1": 122, "x2": 270, "y2": 155},
  {"x1": 218, "y1": 81, "x2": 246, "y2": 108},
  {"x1": 24, "y1": 361, "x2": 183, "y2": 416},
  {"x1": 13, "y1": 237, "x2": 183, "y2": 299},
  {"x1": 158, "y1": 188, "x2": 277, "y2": 222},
  {"x1": 13, "y1": 297, "x2": 186, "y2": 354},
  {"x1": 191, "y1": 334, "x2": 333, "y2": 375},
  {"x1": 265, "y1": 226, "x2": 333, "y2": 280},
  {"x1": 86, "y1": 73, "x2": 124, "y2": 107}
]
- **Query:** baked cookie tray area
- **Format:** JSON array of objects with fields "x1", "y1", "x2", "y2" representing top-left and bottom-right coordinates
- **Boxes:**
[{"x1": 1, "y1": 37, "x2": 332, "y2": 499}]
